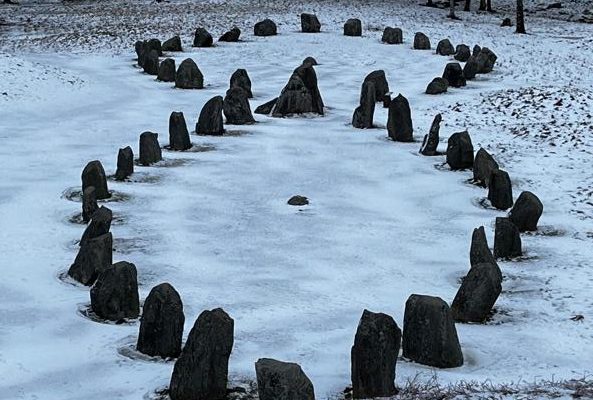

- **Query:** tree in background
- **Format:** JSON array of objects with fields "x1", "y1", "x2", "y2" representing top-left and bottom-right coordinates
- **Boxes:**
[{"x1": 516, "y1": 0, "x2": 526, "y2": 32}]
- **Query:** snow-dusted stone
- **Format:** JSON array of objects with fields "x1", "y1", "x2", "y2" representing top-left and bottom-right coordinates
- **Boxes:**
[
  {"x1": 287, "y1": 195, "x2": 309, "y2": 206},
  {"x1": 80, "y1": 206, "x2": 112, "y2": 247},
  {"x1": 420, "y1": 114, "x2": 442, "y2": 156},
  {"x1": 509, "y1": 191, "x2": 543, "y2": 232},
  {"x1": 436, "y1": 39, "x2": 455, "y2": 55},
  {"x1": 488, "y1": 169, "x2": 513, "y2": 210},
  {"x1": 413, "y1": 32, "x2": 431, "y2": 49},
  {"x1": 272, "y1": 64, "x2": 324, "y2": 117},
  {"x1": 162, "y1": 35, "x2": 182, "y2": 52},
  {"x1": 501, "y1": 17, "x2": 513, "y2": 27},
  {"x1": 223, "y1": 87, "x2": 255, "y2": 125},
  {"x1": 169, "y1": 112, "x2": 192, "y2": 151},
  {"x1": 68, "y1": 232, "x2": 112, "y2": 286},
  {"x1": 454, "y1": 44, "x2": 471, "y2": 62},
  {"x1": 219, "y1": 27, "x2": 241, "y2": 42},
  {"x1": 402, "y1": 294, "x2": 463, "y2": 368},
  {"x1": 82, "y1": 186, "x2": 98, "y2": 223},
  {"x1": 442, "y1": 62, "x2": 466, "y2": 88},
  {"x1": 494, "y1": 217, "x2": 522, "y2": 259},
  {"x1": 254, "y1": 19, "x2": 277, "y2": 36},
  {"x1": 344, "y1": 18, "x2": 362, "y2": 36},
  {"x1": 158, "y1": 58, "x2": 176, "y2": 82},
  {"x1": 115, "y1": 146, "x2": 134, "y2": 181},
  {"x1": 196, "y1": 96, "x2": 225, "y2": 135},
  {"x1": 254, "y1": 98, "x2": 278, "y2": 115},
  {"x1": 169, "y1": 308, "x2": 234, "y2": 400},
  {"x1": 470, "y1": 226, "x2": 498, "y2": 269},
  {"x1": 137, "y1": 283, "x2": 185, "y2": 359},
  {"x1": 446, "y1": 131, "x2": 474, "y2": 170},
  {"x1": 473, "y1": 148, "x2": 499, "y2": 187},
  {"x1": 363, "y1": 70, "x2": 389, "y2": 102},
  {"x1": 193, "y1": 28, "x2": 213, "y2": 47},
  {"x1": 382, "y1": 27, "x2": 403, "y2": 44},
  {"x1": 175, "y1": 58, "x2": 204, "y2": 89},
  {"x1": 82, "y1": 160, "x2": 110, "y2": 200},
  {"x1": 146, "y1": 38, "x2": 163, "y2": 56},
  {"x1": 143, "y1": 49, "x2": 160, "y2": 75},
  {"x1": 463, "y1": 55, "x2": 479, "y2": 80},
  {"x1": 135, "y1": 40, "x2": 144, "y2": 60},
  {"x1": 301, "y1": 13, "x2": 321, "y2": 33},
  {"x1": 472, "y1": 45, "x2": 482, "y2": 56},
  {"x1": 387, "y1": 94, "x2": 413, "y2": 142},
  {"x1": 230, "y1": 68, "x2": 253, "y2": 98},
  {"x1": 475, "y1": 47, "x2": 498, "y2": 73},
  {"x1": 352, "y1": 80, "x2": 375, "y2": 129},
  {"x1": 351, "y1": 309, "x2": 401, "y2": 399},
  {"x1": 302, "y1": 56, "x2": 318, "y2": 66},
  {"x1": 383, "y1": 94, "x2": 391, "y2": 108},
  {"x1": 139, "y1": 131, "x2": 162, "y2": 166},
  {"x1": 426, "y1": 77, "x2": 448, "y2": 94},
  {"x1": 451, "y1": 262, "x2": 502, "y2": 323},
  {"x1": 255, "y1": 358, "x2": 315, "y2": 400},
  {"x1": 90, "y1": 261, "x2": 140, "y2": 321}
]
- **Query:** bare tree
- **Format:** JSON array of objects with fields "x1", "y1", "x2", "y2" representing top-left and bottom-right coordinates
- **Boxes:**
[
  {"x1": 479, "y1": 0, "x2": 486, "y2": 10},
  {"x1": 448, "y1": 0, "x2": 460, "y2": 19},
  {"x1": 464, "y1": 0, "x2": 471, "y2": 11},
  {"x1": 516, "y1": 0, "x2": 526, "y2": 33},
  {"x1": 486, "y1": 0, "x2": 493, "y2": 11}
]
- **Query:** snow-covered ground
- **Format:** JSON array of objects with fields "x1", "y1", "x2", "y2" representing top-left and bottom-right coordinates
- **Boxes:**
[{"x1": 1, "y1": 1, "x2": 592, "y2": 399}]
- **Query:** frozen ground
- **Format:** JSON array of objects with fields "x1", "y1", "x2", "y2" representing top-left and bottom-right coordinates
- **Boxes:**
[{"x1": 0, "y1": 0, "x2": 592, "y2": 399}]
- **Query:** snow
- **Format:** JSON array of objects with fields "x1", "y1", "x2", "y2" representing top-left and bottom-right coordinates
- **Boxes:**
[{"x1": 1, "y1": 1, "x2": 593, "y2": 399}]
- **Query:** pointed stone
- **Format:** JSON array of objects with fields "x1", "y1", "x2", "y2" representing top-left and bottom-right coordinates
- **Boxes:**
[
  {"x1": 352, "y1": 80, "x2": 375, "y2": 129},
  {"x1": 169, "y1": 112, "x2": 192, "y2": 151},
  {"x1": 254, "y1": 98, "x2": 278, "y2": 115},
  {"x1": 139, "y1": 131, "x2": 162, "y2": 166},
  {"x1": 451, "y1": 262, "x2": 502, "y2": 323},
  {"x1": 90, "y1": 261, "x2": 140, "y2": 321},
  {"x1": 488, "y1": 169, "x2": 513, "y2": 210},
  {"x1": 509, "y1": 191, "x2": 543, "y2": 232},
  {"x1": 387, "y1": 94, "x2": 413, "y2": 142},
  {"x1": 115, "y1": 146, "x2": 134, "y2": 181},
  {"x1": 494, "y1": 217, "x2": 522, "y2": 259},
  {"x1": 272, "y1": 64, "x2": 324, "y2": 117},
  {"x1": 223, "y1": 87, "x2": 255, "y2": 125},
  {"x1": 68, "y1": 232, "x2": 112, "y2": 286},
  {"x1": 175, "y1": 58, "x2": 204, "y2": 89},
  {"x1": 301, "y1": 13, "x2": 321, "y2": 33},
  {"x1": 80, "y1": 206, "x2": 112, "y2": 247},
  {"x1": 196, "y1": 96, "x2": 225, "y2": 135},
  {"x1": 473, "y1": 148, "x2": 499, "y2": 187},
  {"x1": 255, "y1": 358, "x2": 315, "y2": 400},
  {"x1": 158, "y1": 58, "x2": 176, "y2": 82},
  {"x1": 470, "y1": 226, "x2": 498, "y2": 271},
  {"x1": 193, "y1": 28, "x2": 213, "y2": 47},
  {"x1": 363, "y1": 70, "x2": 389, "y2": 102},
  {"x1": 82, "y1": 160, "x2": 110, "y2": 200},
  {"x1": 230, "y1": 69, "x2": 253, "y2": 98},
  {"x1": 420, "y1": 114, "x2": 442, "y2": 155}
]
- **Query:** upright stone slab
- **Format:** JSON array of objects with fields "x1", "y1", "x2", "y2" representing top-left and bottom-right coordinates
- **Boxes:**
[
  {"x1": 402, "y1": 294, "x2": 463, "y2": 368},
  {"x1": 230, "y1": 68, "x2": 253, "y2": 98},
  {"x1": 352, "y1": 80, "x2": 375, "y2": 129},
  {"x1": 387, "y1": 94, "x2": 413, "y2": 142},
  {"x1": 272, "y1": 64, "x2": 324, "y2": 117},
  {"x1": 463, "y1": 55, "x2": 479, "y2": 80},
  {"x1": 175, "y1": 58, "x2": 204, "y2": 89},
  {"x1": 351, "y1": 310, "x2": 401, "y2": 399},
  {"x1": 137, "y1": 283, "x2": 185, "y2": 359},
  {"x1": 254, "y1": 19, "x2": 277, "y2": 36},
  {"x1": 68, "y1": 232, "x2": 113, "y2": 286},
  {"x1": 169, "y1": 308, "x2": 234, "y2": 400},
  {"x1": 193, "y1": 28, "x2": 213, "y2": 47},
  {"x1": 302, "y1": 56, "x2": 318, "y2": 66},
  {"x1": 488, "y1": 169, "x2": 513, "y2": 210},
  {"x1": 442, "y1": 62, "x2": 466, "y2": 88},
  {"x1": 162, "y1": 36, "x2": 182, "y2": 52},
  {"x1": 426, "y1": 77, "x2": 448, "y2": 95},
  {"x1": 82, "y1": 186, "x2": 98, "y2": 223},
  {"x1": 473, "y1": 148, "x2": 499, "y2": 187},
  {"x1": 451, "y1": 262, "x2": 503, "y2": 323},
  {"x1": 475, "y1": 47, "x2": 498, "y2": 73},
  {"x1": 255, "y1": 358, "x2": 315, "y2": 400},
  {"x1": 382, "y1": 27, "x2": 403, "y2": 44},
  {"x1": 494, "y1": 217, "x2": 522, "y2": 259},
  {"x1": 196, "y1": 96, "x2": 225, "y2": 135},
  {"x1": 363, "y1": 70, "x2": 389, "y2": 103},
  {"x1": 254, "y1": 98, "x2": 278, "y2": 115},
  {"x1": 509, "y1": 191, "x2": 543, "y2": 232},
  {"x1": 139, "y1": 131, "x2": 162, "y2": 166},
  {"x1": 413, "y1": 32, "x2": 431, "y2": 49},
  {"x1": 470, "y1": 226, "x2": 498, "y2": 268},
  {"x1": 219, "y1": 27, "x2": 241, "y2": 42},
  {"x1": 454, "y1": 44, "x2": 471, "y2": 62},
  {"x1": 420, "y1": 114, "x2": 442, "y2": 156},
  {"x1": 446, "y1": 131, "x2": 474, "y2": 170},
  {"x1": 146, "y1": 38, "x2": 163, "y2": 56},
  {"x1": 143, "y1": 49, "x2": 160, "y2": 75},
  {"x1": 115, "y1": 146, "x2": 134, "y2": 181},
  {"x1": 344, "y1": 18, "x2": 362, "y2": 36},
  {"x1": 169, "y1": 112, "x2": 192, "y2": 151},
  {"x1": 301, "y1": 13, "x2": 321, "y2": 33},
  {"x1": 80, "y1": 206, "x2": 112, "y2": 247},
  {"x1": 158, "y1": 58, "x2": 176, "y2": 82},
  {"x1": 82, "y1": 160, "x2": 110, "y2": 200},
  {"x1": 90, "y1": 261, "x2": 140, "y2": 321},
  {"x1": 223, "y1": 87, "x2": 255, "y2": 125},
  {"x1": 473, "y1": 45, "x2": 482, "y2": 56},
  {"x1": 436, "y1": 39, "x2": 455, "y2": 55}
]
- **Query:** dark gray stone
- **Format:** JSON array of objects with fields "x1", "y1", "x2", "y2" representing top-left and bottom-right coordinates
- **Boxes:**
[
  {"x1": 137, "y1": 283, "x2": 185, "y2": 359},
  {"x1": 139, "y1": 131, "x2": 162, "y2": 166},
  {"x1": 272, "y1": 64, "x2": 324, "y2": 117},
  {"x1": 80, "y1": 206, "x2": 112, "y2": 247},
  {"x1": 351, "y1": 310, "x2": 400, "y2": 399},
  {"x1": 169, "y1": 112, "x2": 192, "y2": 151},
  {"x1": 146, "y1": 38, "x2": 163, "y2": 56},
  {"x1": 143, "y1": 49, "x2": 160, "y2": 75},
  {"x1": 254, "y1": 98, "x2": 278, "y2": 115},
  {"x1": 509, "y1": 191, "x2": 543, "y2": 232},
  {"x1": 219, "y1": 27, "x2": 241, "y2": 42},
  {"x1": 454, "y1": 44, "x2": 471, "y2": 62},
  {"x1": 473, "y1": 148, "x2": 499, "y2": 187},
  {"x1": 162, "y1": 35, "x2": 182, "y2": 52},
  {"x1": 382, "y1": 27, "x2": 403, "y2": 44},
  {"x1": 158, "y1": 58, "x2": 176, "y2": 82},
  {"x1": 68, "y1": 232, "x2": 112, "y2": 286},
  {"x1": 446, "y1": 131, "x2": 474, "y2": 170},
  {"x1": 436, "y1": 38, "x2": 455, "y2": 55},
  {"x1": 255, "y1": 358, "x2": 315, "y2": 400},
  {"x1": 463, "y1": 55, "x2": 479, "y2": 80},
  {"x1": 223, "y1": 87, "x2": 255, "y2": 125},
  {"x1": 501, "y1": 17, "x2": 513, "y2": 26},
  {"x1": 90, "y1": 261, "x2": 140, "y2": 321},
  {"x1": 472, "y1": 45, "x2": 482, "y2": 56},
  {"x1": 451, "y1": 262, "x2": 502, "y2": 323},
  {"x1": 475, "y1": 47, "x2": 498, "y2": 73},
  {"x1": 470, "y1": 226, "x2": 498, "y2": 269},
  {"x1": 442, "y1": 62, "x2": 466, "y2": 88},
  {"x1": 196, "y1": 96, "x2": 225, "y2": 135},
  {"x1": 344, "y1": 18, "x2": 362, "y2": 36},
  {"x1": 175, "y1": 58, "x2": 204, "y2": 89},
  {"x1": 254, "y1": 19, "x2": 277, "y2": 36},
  {"x1": 302, "y1": 56, "x2": 318, "y2": 66},
  {"x1": 387, "y1": 94, "x2": 413, "y2": 142},
  {"x1": 230, "y1": 68, "x2": 253, "y2": 98},
  {"x1": 494, "y1": 217, "x2": 522, "y2": 258},
  {"x1": 301, "y1": 13, "x2": 321, "y2": 33},
  {"x1": 287, "y1": 195, "x2": 309, "y2": 206},
  {"x1": 169, "y1": 308, "x2": 234, "y2": 400},
  {"x1": 488, "y1": 169, "x2": 513, "y2": 210},
  {"x1": 413, "y1": 32, "x2": 431, "y2": 49},
  {"x1": 402, "y1": 294, "x2": 463, "y2": 368},
  {"x1": 420, "y1": 114, "x2": 442, "y2": 156},
  {"x1": 82, "y1": 160, "x2": 110, "y2": 200},
  {"x1": 363, "y1": 70, "x2": 389, "y2": 102},
  {"x1": 193, "y1": 28, "x2": 213, "y2": 47},
  {"x1": 115, "y1": 146, "x2": 134, "y2": 181},
  {"x1": 82, "y1": 186, "x2": 98, "y2": 223},
  {"x1": 426, "y1": 77, "x2": 448, "y2": 94},
  {"x1": 352, "y1": 80, "x2": 375, "y2": 129}
]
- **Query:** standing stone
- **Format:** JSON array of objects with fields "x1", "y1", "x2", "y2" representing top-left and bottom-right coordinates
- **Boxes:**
[
  {"x1": 463, "y1": 55, "x2": 479, "y2": 80},
  {"x1": 254, "y1": 19, "x2": 277, "y2": 36},
  {"x1": 158, "y1": 58, "x2": 176, "y2": 82},
  {"x1": 193, "y1": 28, "x2": 213, "y2": 47},
  {"x1": 473, "y1": 148, "x2": 499, "y2": 187},
  {"x1": 488, "y1": 169, "x2": 513, "y2": 210},
  {"x1": 137, "y1": 283, "x2": 185, "y2": 359},
  {"x1": 139, "y1": 131, "x2": 162, "y2": 166},
  {"x1": 413, "y1": 32, "x2": 431, "y2": 49},
  {"x1": 82, "y1": 186, "x2": 98, "y2": 223},
  {"x1": 442, "y1": 62, "x2": 466, "y2": 88},
  {"x1": 169, "y1": 112, "x2": 192, "y2": 151},
  {"x1": 196, "y1": 96, "x2": 225, "y2": 135},
  {"x1": 473, "y1": 45, "x2": 482, "y2": 56},
  {"x1": 143, "y1": 49, "x2": 160, "y2": 75},
  {"x1": 255, "y1": 358, "x2": 315, "y2": 400},
  {"x1": 223, "y1": 87, "x2": 255, "y2": 125},
  {"x1": 169, "y1": 308, "x2": 234, "y2": 400},
  {"x1": 146, "y1": 38, "x2": 163, "y2": 56},
  {"x1": 382, "y1": 27, "x2": 403, "y2": 44},
  {"x1": 301, "y1": 13, "x2": 321, "y2": 33},
  {"x1": 494, "y1": 217, "x2": 522, "y2": 258},
  {"x1": 470, "y1": 226, "x2": 498, "y2": 269},
  {"x1": 363, "y1": 70, "x2": 389, "y2": 102},
  {"x1": 175, "y1": 58, "x2": 204, "y2": 89},
  {"x1": 420, "y1": 114, "x2": 442, "y2": 156},
  {"x1": 387, "y1": 94, "x2": 413, "y2": 142},
  {"x1": 254, "y1": 98, "x2": 278, "y2": 115},
  {"x1": 351, "y1": 310, "x2": 401, "y2": 399},
  {"x1": 115, "y1": 146, "x2": 134, "y2": 181},
  {"x1": 90, "y1": 261, "x2": 140, "y2": 321},
  {"x1": 219, "y1": 27, "x2": 241, "y2": 42},
  {"x1": 425, "y1": 77, "x2": 448, "y2": 95},
  {"x1": 352, "y1": 80, "x2": 375, "y2": 129},
  {"x1": 344, "y1": 18, "x2": 362, "y2": 36},
  {"x1": 501, "y1": 17, "x2": 513, "y2": 27},
  {"x1": 230, "y1": 68, "x2": 253, "y2": 98},
  {"x1": 272, "y1": 64, "x2": 324, "y2": 117},
  {"x1": 454, "y1": 44, "x2": 471, "y2": 62},
  {"x1": 509, "y1": 191, "x2": 543, "y2": 232},
  {"x1": 475, "y1": 47, "x2": 498, "y2": 73},
  {"x1": 162, "y1": 35, "x2": 182, "y2": 52},
  {"x1": 135, "y1": 40, "x2": 144, "y2": 61},
  {"x1": 436, "y1": 39, "x2": 455, "y2": 55},
  {"x1": 82, "y1": 160, "x2": 110, "y2": 200},
  {"x1": 402, "y1": 294, "x2": 463, "y2": 368},
  {"x1": 451, "y1": 262, "x2": 503, "y2": 323},
  {"x1": 80, "y1": 206, "x2": 112, "y2": 247},
  {"x1": 446, "y1": 131, "x2": 474, "y2": 170},
  {"x1": 302, "y1": 56, "x2": 318, "y2": 66},
  {"x1": 68, "y1": 232, "x2": 113, "y2": 286}
]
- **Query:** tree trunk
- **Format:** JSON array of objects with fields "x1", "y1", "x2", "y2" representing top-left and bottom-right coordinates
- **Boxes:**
[
  {"x1": 486, "y1": 0, "x2": 493, "y2": 11},
  {"x1": 464, "y1": 0, "x2": 471, "y2": 11},
  {"x1": 427, "y1": 0, "x2": 433, "y2": 6},
  {"x1": 516, "y1": 0, "x2": 526, "y2": 33},
  {"x1": 479, "y1": 0, "x2": 486, "y2": 10},
  {"x1": 448, "y1": 0, "x2": 459, "y2": 18}
]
